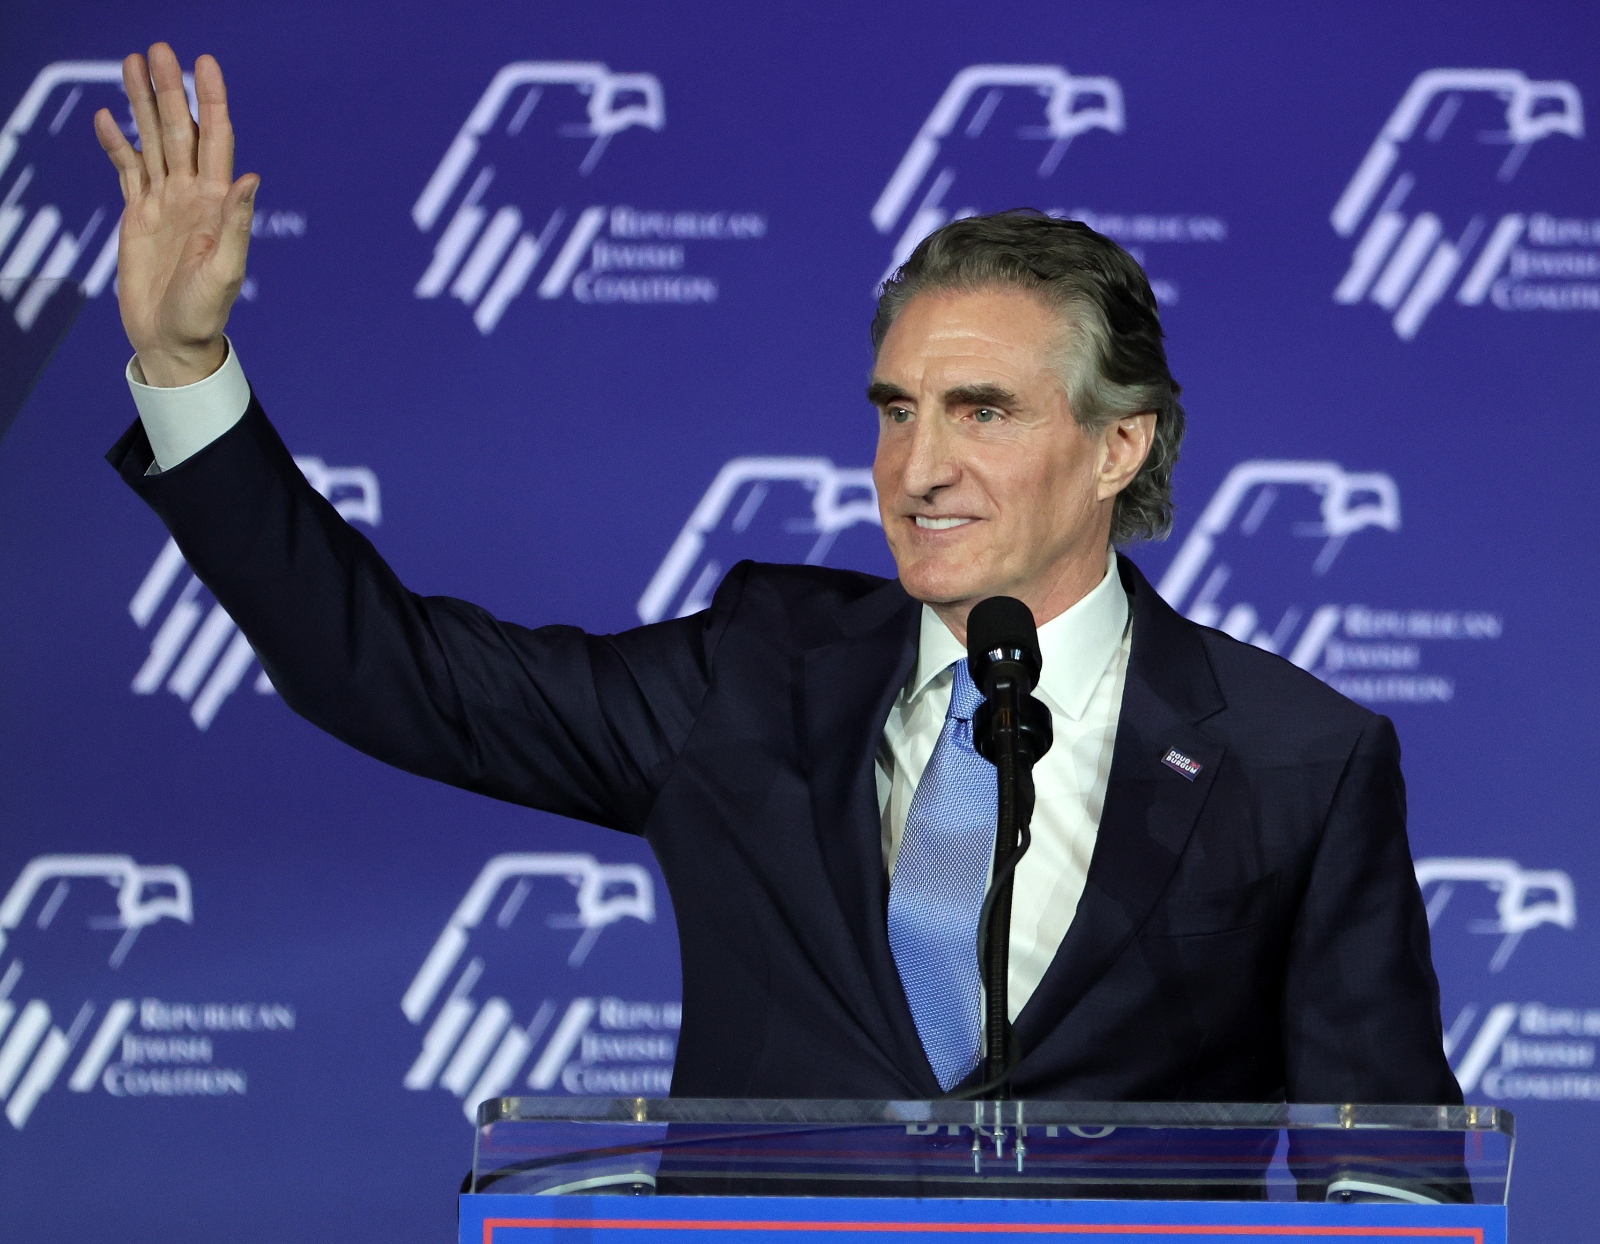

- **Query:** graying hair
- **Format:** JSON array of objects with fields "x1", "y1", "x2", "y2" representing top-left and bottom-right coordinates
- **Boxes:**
[{"x1": 871, "y1": 210, "x2": 1186, "y2": 544}]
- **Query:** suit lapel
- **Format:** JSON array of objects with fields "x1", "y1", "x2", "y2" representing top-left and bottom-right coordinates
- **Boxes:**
[
  {"x1": 1013, "y1": 554, "x2": 1227, "y2": 1057},
  {"x1": 800, "y1": 580, "x2": 935, "y2": 1091}
]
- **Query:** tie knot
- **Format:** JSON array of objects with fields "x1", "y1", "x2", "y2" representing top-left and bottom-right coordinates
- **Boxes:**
[{"x1": 947, "y1": 659, "x2": 983, "y2": 722}]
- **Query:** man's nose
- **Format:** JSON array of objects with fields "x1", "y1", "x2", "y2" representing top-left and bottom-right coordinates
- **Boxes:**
[{"x1": 900, "y1": 415, "x2": 960, "y2": 499}]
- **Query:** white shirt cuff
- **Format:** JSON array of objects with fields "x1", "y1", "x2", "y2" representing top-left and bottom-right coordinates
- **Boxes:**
[{"x1": 126, "y1": 337, "x2": 251, "y2": 473}]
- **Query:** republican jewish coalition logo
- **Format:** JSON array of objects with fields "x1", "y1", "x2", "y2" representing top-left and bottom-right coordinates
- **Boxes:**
[
  {"x1": 127, "y1": 456, "x2": 379, "y2": 730},
  {"x1": 1156, "y1": 460, "x2": 1501, "y2": 704},
  {"x1": 401, "y1": 854, "x2": 677, "y2": 1120},
  {"x1": 0, "y1": 63, "x2": 145, "y2": 327},
  {"x1": 1416, "y1": 858, "x2": 1599, "y2": 1102},
  {"x1": 1419, "y1": 858, "x2": 1576, "y2": 974},
  {"x1": 413, "y1": 62, "x2": 765, "y2": 333},
  {"x1": 0, "y1": 62, "x2": 304, "y2": 326},
  {"x1": 1332, "y1": 69, "x2": 1591, "y2": 339},
  {"x1": 637, "y1": 457, "x2": 884, "y2": 623},
  {"x1": 0, "y1": 855, "x2": 293, "y2": 1130},
  {"x1": 871, "y1": 64, "x2": 1225, "y2": 299}
]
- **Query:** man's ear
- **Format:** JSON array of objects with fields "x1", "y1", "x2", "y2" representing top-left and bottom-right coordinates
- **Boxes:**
[{"x1": 1096, "y1": 412, "x2": 1157, "y2": 501}]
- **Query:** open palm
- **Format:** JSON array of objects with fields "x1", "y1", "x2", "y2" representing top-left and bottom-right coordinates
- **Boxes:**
[{"x1": 94, "y1": 44, "x2": 257, "y2": 388}]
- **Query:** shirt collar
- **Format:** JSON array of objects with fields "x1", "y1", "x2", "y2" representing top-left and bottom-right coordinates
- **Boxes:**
[{"x1": 906, "y1": 548, "x2": 1129, "y2": 723}]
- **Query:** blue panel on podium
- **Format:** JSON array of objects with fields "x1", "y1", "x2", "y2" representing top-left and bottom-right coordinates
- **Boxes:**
[{"x1": 458, "y1": 1195, "x2": 1507, "y2": 1244}]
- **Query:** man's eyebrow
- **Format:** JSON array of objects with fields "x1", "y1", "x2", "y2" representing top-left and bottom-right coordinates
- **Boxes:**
[
  {"x1": 944, "y1": 383, "x2": 1019, "y2": 409},
  {"x1": 866, "y1": 380, "x2": 912, "y2": 405}
]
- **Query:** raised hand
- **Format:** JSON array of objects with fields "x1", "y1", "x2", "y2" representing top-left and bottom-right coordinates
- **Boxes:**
[{"x1": 94, "y1": 45, "x2": 258, "y2": 387}]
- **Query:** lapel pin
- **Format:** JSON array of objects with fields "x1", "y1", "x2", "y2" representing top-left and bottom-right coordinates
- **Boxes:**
[{"x1": 1161, "y1": 748, "x2": 1203, "y2": 781}]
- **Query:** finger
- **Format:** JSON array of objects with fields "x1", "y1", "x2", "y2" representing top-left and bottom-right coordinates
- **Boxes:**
[
  {"x1": 94, "y1": 106, "x2": 147, "y2": 201},
  {"x1": 211, "y1": 173, "x2": 259, "y2": 282},
  {"x1": 193, "y1": 54, "x2": 235, "y2": 187},
  {"x1": 147, "y1": 42, "x2": 197, "y2": 177},
  {"x1": 122, "y1": 52, "x2": 165, "y2": 185}
]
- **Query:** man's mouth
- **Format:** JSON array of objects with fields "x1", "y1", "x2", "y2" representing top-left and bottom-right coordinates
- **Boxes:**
[{"x1": 913, "y1": 516, "x2": 975, "y2": 531}]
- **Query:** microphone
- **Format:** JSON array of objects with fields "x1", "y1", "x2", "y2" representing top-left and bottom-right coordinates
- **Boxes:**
[
  {"x1": 963, "y1": 597, "x2": 1053, "y2": 1099},
  {"x1": 966, "y1": 597, "x2": 1051, "y2": 768}
]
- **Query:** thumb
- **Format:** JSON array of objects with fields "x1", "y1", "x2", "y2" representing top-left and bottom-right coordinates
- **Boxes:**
[{"x1": 214, "y1": 173, "x2": 259, "y2": 276}]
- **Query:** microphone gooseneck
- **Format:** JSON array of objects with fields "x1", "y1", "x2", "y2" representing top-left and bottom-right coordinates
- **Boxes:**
[{"x1": 958, "y1": 596, "x2": 1053, "y2": 1100}]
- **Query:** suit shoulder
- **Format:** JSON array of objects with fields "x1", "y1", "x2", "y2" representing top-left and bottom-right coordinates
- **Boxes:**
[
  {"x1": 1196, "y1": 623, "x2": 1378, "y2": 734},
  {"x1": 728, "y1": 560, "x2": 895, "y2": 610},
  {"x1": 708, "y1": 561, "x2": 904, "y2": 649}
]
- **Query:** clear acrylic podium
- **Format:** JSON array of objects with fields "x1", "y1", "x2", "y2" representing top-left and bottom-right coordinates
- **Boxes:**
[{"x1": 461, "y1": 1099, "x2": 1512, "y2": 1244}]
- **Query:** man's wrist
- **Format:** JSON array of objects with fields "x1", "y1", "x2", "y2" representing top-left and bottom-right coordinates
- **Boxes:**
[
  {"x1": 133, "y1": 339, "x2": 229, "y2": 388},
  {"x1": 126, "y1": 335, "x2": 250, "y2": 472}
]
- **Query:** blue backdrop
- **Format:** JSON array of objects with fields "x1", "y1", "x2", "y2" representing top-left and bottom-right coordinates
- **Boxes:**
[{"x1": 1, "y1": 1, "x2": 1596, "y2": 1239}]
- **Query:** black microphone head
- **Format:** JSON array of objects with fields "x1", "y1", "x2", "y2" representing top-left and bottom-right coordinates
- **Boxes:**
[{"x1": 966, "y1": 596, "x2": 1042, "y2": 693}]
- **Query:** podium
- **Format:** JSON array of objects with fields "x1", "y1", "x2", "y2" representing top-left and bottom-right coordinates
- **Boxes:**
[
  {"x1": 461, "y1": 1099, "x2": 1512, "y2": 1244},
  {"x1": 0, "y1": 277, "x2": 86, "y2": 445}
]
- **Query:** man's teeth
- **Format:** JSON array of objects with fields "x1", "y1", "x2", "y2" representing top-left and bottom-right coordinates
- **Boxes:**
[{"x1": 915, "y1": 516, "x2": 973, "y2": 530}]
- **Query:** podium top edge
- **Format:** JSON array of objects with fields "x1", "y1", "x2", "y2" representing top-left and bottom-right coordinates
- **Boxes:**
[{"x1": 477, "y1": 1098, "x2": 1512, "y2": 1134}]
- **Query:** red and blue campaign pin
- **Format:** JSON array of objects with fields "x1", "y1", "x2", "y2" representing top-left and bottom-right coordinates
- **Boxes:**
[{"x1": 1161, "y1": 748, "x2": 1203, "y2": 780}]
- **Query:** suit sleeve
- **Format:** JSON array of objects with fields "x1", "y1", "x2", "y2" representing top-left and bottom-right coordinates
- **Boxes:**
[
  {"x1": 1281, "y1": 714, "x2": 1462, "y2": 1104},
  {"x1": 107, "y1": 395, "x2": 739, "y2": 834}
]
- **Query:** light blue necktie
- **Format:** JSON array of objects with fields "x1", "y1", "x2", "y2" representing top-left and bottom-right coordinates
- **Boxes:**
[{"x1": 887, "y1": 658, "x2": 993, "y2": 1091}]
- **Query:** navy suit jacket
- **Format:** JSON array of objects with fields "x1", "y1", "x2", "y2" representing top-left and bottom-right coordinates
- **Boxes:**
[{"x1": 111, "y1": 398, "x2": 1460, "y2": 1105}]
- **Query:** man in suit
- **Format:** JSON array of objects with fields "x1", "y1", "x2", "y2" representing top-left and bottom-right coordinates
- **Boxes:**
[{"x1": 96, "y1": 45, "x2": 1459, "y2": 1105}]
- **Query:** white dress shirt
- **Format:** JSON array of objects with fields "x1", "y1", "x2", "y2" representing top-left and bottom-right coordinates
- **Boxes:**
[
  {"x1": 127, "y1": 354, "x2": 1133, "y2": 1023},
  {"x1": 876, "y1": 552, "x2": 1131, "y2": 1021},
  {"x1": 125, "y1": 339, "x2": 252, "y2": 472}
]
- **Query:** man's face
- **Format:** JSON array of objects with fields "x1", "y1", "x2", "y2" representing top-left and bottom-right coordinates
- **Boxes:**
[{"x1": 870, "y1": 287, "x2": 1127, "y2": 627}]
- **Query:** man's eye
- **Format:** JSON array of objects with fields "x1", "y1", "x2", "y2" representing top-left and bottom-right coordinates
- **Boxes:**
[
  {"x1": 887, "y1": 406, "x2": 912, "y2": 424},
  {"x1": 974, "y1": 408, "x2": 999, "y2": 423}
]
